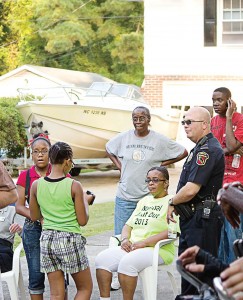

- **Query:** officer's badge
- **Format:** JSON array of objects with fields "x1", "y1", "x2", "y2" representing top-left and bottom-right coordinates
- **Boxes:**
[{"x1": 196, "y1": 152, "x2": 209, "y2": 166}]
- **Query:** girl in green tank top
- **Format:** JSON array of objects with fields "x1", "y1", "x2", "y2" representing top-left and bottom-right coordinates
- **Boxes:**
[{"x1": 30, "y1": 142, "x2": 92, "y2": 300}]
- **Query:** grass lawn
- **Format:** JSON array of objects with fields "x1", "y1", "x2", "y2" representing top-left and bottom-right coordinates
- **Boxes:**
[
  {"x1": 14, "y1": 201, "x2": 115, "y2": 252},
  {"x1": 83, "y1": 201, "x2": 114, "y2": 236}
]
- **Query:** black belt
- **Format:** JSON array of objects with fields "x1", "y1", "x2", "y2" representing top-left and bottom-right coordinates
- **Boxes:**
[
  {"x1": 25, "y1": 218, "x2": 41, "y2": 226},
  {"x1": 190, "y1": 200, "x2": 217, "y2": 212},
  {"x1": 190, "y1": 201, "x2": 205, "y2": 212},
  {"x1": 0, "y1": 238, "x2": 13, "y2": 248}
]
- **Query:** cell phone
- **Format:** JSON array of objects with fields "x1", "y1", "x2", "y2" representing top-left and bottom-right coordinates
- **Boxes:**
[
  {"x1": 233, "y1": 239, "x2": 243, "y2": 258},
  {"x1": 213, "y1": 277, "x2": 235, "y2": 300}
]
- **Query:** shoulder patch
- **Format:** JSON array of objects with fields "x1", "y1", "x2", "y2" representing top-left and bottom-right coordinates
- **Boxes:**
[{"x1": 196, "y1": 152, "x2": 209, "y2": 166}]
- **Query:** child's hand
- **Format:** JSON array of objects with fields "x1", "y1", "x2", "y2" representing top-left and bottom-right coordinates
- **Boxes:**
[{"x1": 9, "y1": 223, "x2": 22, "y2": 234}]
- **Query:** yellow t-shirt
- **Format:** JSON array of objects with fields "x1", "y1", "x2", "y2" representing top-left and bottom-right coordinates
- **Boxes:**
[{"x1": 126, "y1": 194, "x2": 180, "y2": 264}]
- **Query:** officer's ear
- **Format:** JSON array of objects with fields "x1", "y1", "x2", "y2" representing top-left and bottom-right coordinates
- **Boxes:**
[{"x1": 202, "y1": 120, "x2": 210, "y2": 129}]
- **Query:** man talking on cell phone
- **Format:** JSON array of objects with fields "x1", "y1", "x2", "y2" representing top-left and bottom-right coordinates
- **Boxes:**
[{"x1": 211, "y1": 87, "x2": 243, "y2": 265}]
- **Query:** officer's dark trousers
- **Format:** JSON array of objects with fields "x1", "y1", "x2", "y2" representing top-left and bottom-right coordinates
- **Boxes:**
[{"x1": 178, "y1": 205, "x2": 223, "y2": 297}]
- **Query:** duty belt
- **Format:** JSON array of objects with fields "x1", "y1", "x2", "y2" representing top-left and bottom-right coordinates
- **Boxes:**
[
  {"x1": 190, "y1": 200, "x2": 217, "y2": 212},
  {"x1": 190, "y1": 201, "x2": 204, "y2": 212}
]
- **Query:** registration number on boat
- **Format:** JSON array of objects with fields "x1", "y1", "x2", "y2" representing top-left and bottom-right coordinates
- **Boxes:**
[{"x1": 83, "y1": 109, "x2": 106, "y2": 115}]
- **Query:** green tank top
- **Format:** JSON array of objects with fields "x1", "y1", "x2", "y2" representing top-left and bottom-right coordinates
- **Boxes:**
[{"x1": 37, "y1": 177, "x2": 82, "y2": 234}]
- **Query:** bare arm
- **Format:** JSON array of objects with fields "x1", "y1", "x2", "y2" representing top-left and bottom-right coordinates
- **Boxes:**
[
  {"x1": 225, "y1": 99, "x2": 242, "y2": 153},
  {"x1": 0, "y1": 161, "x2": 18, "y2": 208},
  {"x1": 121, "y1": 224, "x2": 169, "y2": 251},
  {"x1": 72, "y1": 180, "x2": 89, "y2": 226},
  {"x1": 16, "y1": 185, "x2": 31, "y2": 219},
  {"x1": 171, "y1": 182, "x2": 201, "y2": 205},
  {"x1": 167, "y1": 182, "x2": 201, "y2": 222},
  {"x1": 29, "y1": 181, "x2": 42, "y2": 221},
  {"x1": 106, "y1": 150, "x2": 121, "y2": 171},
  {"x1": 217, "y1": 183, "x2": 243, "y2": 228},
  {"x1": 0, "y1": 188, "x2": 18, "y2": 209},
  {"x1": 161, "y1": 149, "x2": 188, "y2": 167},
  {"x1": 120, "y1": 224, "x2": 132, "y2": 252},
  {"x1": 133, "y1": 230, "x2": 169, "y2": 250}
]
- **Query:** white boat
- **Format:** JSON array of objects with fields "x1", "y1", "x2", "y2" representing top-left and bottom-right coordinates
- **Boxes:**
[{"x1": 17, "y1": 82, "x2": 180, "y2": 161}]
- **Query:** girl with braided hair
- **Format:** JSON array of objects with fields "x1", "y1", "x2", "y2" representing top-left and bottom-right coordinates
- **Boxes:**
[{"x1": 30, "y1": 142, "x2": 93, "y2": 300}]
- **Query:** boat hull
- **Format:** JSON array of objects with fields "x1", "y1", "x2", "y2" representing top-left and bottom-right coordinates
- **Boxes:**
[{"x1": 17, "y1": 102, "x2": 179, "y2": 159}]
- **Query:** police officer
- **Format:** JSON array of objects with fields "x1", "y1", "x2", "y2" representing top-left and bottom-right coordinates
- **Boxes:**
[{"x1": 167, "y1": 106, "x2": 225, "y2": 297}]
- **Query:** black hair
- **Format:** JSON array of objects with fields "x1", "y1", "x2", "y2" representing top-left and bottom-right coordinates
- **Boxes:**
[
  {"x1": 213, "y1": 87, "x2": 232, "y2": 99},
  {"x1": 30, "y1": 133, "x2": 51, "y2": 148},
  {"x1": 49, "y1": 142, "x2": 73, "y2": 164},
  {"x1": 132, "y1": 106, "x2": 151, "y2": 121},
  {"x1": 147, "y1": 166, "x2": 169, "y2": 181}
]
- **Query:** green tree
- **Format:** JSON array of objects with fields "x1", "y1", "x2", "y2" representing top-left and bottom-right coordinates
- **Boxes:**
[
  {"x1": 0, "y1": 1, "x2": 19, "y2": 74},
  {"x1": 0, "y1": 98, "x2": 27, "y2": 158},
  {"x1": 1, "y1": 0, "x2": 144, "y2": 85}
]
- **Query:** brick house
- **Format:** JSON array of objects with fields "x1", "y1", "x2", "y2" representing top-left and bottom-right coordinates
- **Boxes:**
[{"x1": 142, "y1": 0, "x2": 243, "y2": 113}]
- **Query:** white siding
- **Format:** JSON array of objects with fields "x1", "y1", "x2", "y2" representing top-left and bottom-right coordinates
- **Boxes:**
[{"x1": 144, "y1": 0, "x2": 243, "y2": 76}]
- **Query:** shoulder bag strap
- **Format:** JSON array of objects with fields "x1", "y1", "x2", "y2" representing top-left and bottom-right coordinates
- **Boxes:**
[{"x1": 25, "y1": 169, "x2": 31, "y2": 204}]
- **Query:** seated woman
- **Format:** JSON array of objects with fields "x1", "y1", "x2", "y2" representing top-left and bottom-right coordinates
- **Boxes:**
[
  {"x1": 95, "y1": 166, "x2": 179, "y2": 300},
  {"x1": 0, "y1": 205, "x2": 23, "y2": 273}
]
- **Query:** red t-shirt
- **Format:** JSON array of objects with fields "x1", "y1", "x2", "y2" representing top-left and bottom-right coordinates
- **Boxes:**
[
  {"x1": 211, "y1": 112, "x2": 243, "y2": 184},
  {"x1": 16, "y1": 164, "x2": 52, "y2": 199}
]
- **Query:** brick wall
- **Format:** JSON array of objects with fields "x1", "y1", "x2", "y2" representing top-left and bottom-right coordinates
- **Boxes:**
[{"x1": 141, "y1": 75, "x2": 243, "y2": 108}]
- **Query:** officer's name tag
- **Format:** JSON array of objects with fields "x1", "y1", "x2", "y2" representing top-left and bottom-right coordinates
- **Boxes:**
[{"x1": 0, "y1": 216, "x2": 5, "y2": 222}]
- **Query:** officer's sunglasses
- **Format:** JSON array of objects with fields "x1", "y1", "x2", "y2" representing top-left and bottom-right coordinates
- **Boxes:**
[{"x1": 181, "y1": 120, "x2": 204, "y2": 126}]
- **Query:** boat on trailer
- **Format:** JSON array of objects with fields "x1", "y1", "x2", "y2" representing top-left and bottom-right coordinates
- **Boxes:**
[{"x1": 17, "y1": 82, "x2": 180, "y2": 174}]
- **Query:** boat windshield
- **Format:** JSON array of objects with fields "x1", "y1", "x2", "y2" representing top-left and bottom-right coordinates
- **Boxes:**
[
  {"x1": 85, "y1": 82, "x2": 111, "y2": 97},
  {"x1": 85, "y1": 82, "x2": 144, "y2": 102}
]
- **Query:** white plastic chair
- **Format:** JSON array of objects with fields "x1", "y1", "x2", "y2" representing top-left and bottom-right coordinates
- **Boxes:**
[
  {"x1": 109, "y1": 236, "x2": 178, "y2": 299},
  {"x1": 139, "y1": 238, "x2": 179, "y2": 300},
  {"x1": 1, "y1": 242, "x2": 27, "y2": 299}
]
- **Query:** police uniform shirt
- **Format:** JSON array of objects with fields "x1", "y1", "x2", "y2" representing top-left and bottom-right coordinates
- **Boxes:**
[{"x1": 177, "y1": 133, "x2": 225, "y2": 201}]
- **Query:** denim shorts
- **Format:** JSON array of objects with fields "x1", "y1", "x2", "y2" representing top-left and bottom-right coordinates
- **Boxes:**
[
  {"x1": 114, "y1": 196, "x2": 137, "y2": 235},
  {"x1": 22, "y1": 219, "x2": 45, "y2": 295}
]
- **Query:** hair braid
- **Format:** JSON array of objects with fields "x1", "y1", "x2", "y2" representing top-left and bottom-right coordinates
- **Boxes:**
[{"x1": 49, "y1": 142, "x2": 73, "y2": 164}]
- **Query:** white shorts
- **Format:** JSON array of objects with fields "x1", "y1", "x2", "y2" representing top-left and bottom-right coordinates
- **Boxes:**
[{"x1": 95, "y1": 246, "x2": 164, "y2": 277}]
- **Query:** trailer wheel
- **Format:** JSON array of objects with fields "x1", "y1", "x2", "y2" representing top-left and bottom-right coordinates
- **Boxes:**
[{"x1": 70, "y1": 167, "x2": 81, "y2": 176}]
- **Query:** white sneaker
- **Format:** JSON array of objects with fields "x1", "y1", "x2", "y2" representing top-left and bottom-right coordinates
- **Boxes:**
[{"x1": 111, "y1": 272, "x2": 120, "y2": 290}]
